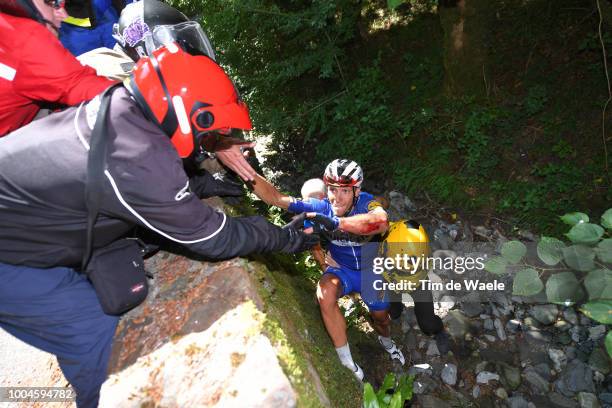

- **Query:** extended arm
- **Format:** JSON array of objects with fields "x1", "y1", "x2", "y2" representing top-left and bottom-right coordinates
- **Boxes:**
[
  {"x1": 337, "y1": 208, "x2": 388, "y2": 235},
  {"x1": 249, "y1": 173, "x2": 294, "y2": 210},
  {"x1": 308, "y1": 207, "x2": 388, "y2": 236}
]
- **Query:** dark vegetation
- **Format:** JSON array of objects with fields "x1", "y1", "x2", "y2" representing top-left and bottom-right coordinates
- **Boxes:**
[{"x1": 172, "y1": 0, "x2": 610, "y2": 234}]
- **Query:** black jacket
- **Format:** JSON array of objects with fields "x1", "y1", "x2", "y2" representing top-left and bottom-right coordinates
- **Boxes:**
[{"x1": 0, "y1": 87, "x2": 295, "y2": 268}]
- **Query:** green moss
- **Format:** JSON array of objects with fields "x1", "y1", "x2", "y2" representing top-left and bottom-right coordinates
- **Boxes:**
[{"x1": 246, "y1": 258, "x2": 362, "y2": 408}]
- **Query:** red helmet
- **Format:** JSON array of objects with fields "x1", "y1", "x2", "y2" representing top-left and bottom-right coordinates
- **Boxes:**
[{"x1": 126, "y1": 43, "x2": 252, "y2": 158}]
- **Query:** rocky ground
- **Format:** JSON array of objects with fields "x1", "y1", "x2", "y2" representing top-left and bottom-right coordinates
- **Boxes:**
[{"x1": 353, "y1": 191, "x2": 611, "y2": 408}]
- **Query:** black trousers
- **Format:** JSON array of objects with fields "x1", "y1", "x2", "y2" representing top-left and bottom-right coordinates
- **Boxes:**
[{"x1": 389, "y1": 288, "x2": 443, "y2": 336}]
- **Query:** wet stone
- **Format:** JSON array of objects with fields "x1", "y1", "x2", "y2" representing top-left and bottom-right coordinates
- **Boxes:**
[
  {"x1": 555, "y1": 359, "x2": 596, "y2": 397},
  {"x1": 533, "y1": 363, "x2": 553, "y2": 381},
  {"x1": 589, "y1": 325, "x2": 606, "y2": 341},
  {"x1": 495, "y1": 318, "x2": 508, "y2": 340},
  {"x1": 577, "y1": 392, "x2": 601, "y2": 408},
  {"x1": 496, "y1": 387, "x2": 509, "y2": 399},
  {"x1": 563, "y1": 309, "x2": 579, "y2": 325},
  {"x1": 523, "y1": 367, "x2": 550, "y2": 395},
  {"x1": 441, "y1": 363, "x2": 458, "y2": 386},
  {"x1": 497, "y1": 362, "x2": 522, "y2": 391},
  {"x1": 549, "y1": 392, "x2": 579, "y2": 408},
  {"x1": 506, "y1": 319, "x2": 522, "y2": 333},
  {"x1": 555, "y1": 320, "x2": 572, "y2": 332},
  {"x1": 507, "y1": 395, "x2": 530, "y2": 408},
  {"x1": 555, "y1": 332, "x2": 573, "y2": 346},
  {"x1": 418, "y1": 395, "x2": 452, "y2": 408},
  {"x1": 476, "y1": 371, "x2": 500, "y2": 384},
  {"x1": 588, "y1": 348, "x2": 610, "y2": 375},
  {"x1": 444, "y1": 310, "x2": 471, "y2": 339},
  {"x1": 549, "y1": 348, "x2": 568, "y2": 371},
  {"x1": 529, "y1": 304, "x2": 558, "y2": 325}
]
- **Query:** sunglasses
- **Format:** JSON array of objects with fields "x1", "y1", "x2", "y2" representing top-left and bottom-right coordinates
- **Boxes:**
[{"x1": 44, "y1": 0, "x2": 65, "y2": 9}]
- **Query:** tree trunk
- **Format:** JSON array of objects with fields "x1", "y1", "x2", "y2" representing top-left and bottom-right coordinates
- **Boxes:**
[{"x1": 438, "y1": 0, "x2": 494, "y2": 98}]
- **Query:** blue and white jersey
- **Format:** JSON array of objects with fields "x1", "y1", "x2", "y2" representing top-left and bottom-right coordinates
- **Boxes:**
[{"x1": 288, "y1": 192, "x2": 383, "y2": 271}]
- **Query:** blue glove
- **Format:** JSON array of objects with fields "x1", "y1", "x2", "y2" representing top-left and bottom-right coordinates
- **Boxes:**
[{"x1": 309, "y1": 213, "x2": 340, "y2": 232}]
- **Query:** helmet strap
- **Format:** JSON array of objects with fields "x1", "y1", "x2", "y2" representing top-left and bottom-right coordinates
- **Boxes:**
[{"x1": 344, "y1": 186, "x2": 358, "y2": 216}]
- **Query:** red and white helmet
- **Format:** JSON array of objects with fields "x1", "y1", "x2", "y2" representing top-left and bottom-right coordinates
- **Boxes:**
[{"x1": 323, "y1": 159, "x2": 363, "y2": 187}]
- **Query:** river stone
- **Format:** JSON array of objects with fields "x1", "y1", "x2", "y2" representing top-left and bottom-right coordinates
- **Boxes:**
[
  {"x1": 426, "y1": 340, "x2": 440, "y2": 356},
  {"x1": 523, "y1": 367, "x2": 550, "y2": 395},
  {"x1": 549, "y1": 392, "x2": 579, "y2": 408},
  {"x1": 418, "y1": 395, "x2": 452, "y2": 408},
  {"x1": 526, "y1": 329, "x2": 552, "y2": 343},
  {"x1": 507, "y1": 396, "x2": 530, "y2": 408},
  {"x1": 555, "y1": 359, "x2": 596, "y2": 397},
  {"x1": 408, "y1": 363, "x2": 433, "y2": 376},
  {"x1": 507, "y1": 319, "x2": 522, "y2": 333},
  {"x1": 497, "y1": 362, "x2": 521, "y2": 390},
  {"x1": 589, "y1": 325, "x2": 606, "y2": 341},
  {"x1": 413, "y1": 375, "x2": 438, "y2": 395},
  {"x1": 441, "y1": 363, "x2": 458, "y2": 385},
  {"x1": 529, "y1": 304, "x2": 558, "y2": 325},
  {"x1": 555, "y1": 320, "x2": 572, "y2": 332},
  {"x1": 588, "y1": 348, "x2": 610, "y2": 375},
  {"x1": 599, "y1": 393, "x2": 612, "y2": 405},
  {"x1": 549, "y1": 348, "x2": 568, "y2": 371},
  {"x1": 577, "y1": 392, "x2": 601, "y2": 408},
  {"x1": 484, "y1": 318, "x2": 495, "y2": 331},
  {"x1": 496, "y1": 387, "x2": 509, "y2": 399},
  {"x1": 476, "y1": 371, "x2": 500, "y2": 384},
  {"x1": 570, "y1": 326, "x2": 588, "y2": 343},
  {"x1": 556, "y1": 332, "x2": 573, "y2": 345},
  {"x1": 563, "y1": 309, "x2": 579, "y2": 325},
  {"x1": 523, "y1": 317, "x2": 540, "y2": 329},
  {"x1": 495, "y1": 318, "x2": 508, "y2": 340},
  {"x1": 445, "y1": 310, "x2": 471, "y2": 339},
  {"x1": 472, "y1": 385, "x2": 480, "y2": 399},
  {"x1": 533, "y1": 363, "x2": 553, "y2": 381}
]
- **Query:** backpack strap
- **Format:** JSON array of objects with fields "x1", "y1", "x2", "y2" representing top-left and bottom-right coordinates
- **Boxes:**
[{"x1": 81, "y1": 84, "x2": 122, "y2": 271}]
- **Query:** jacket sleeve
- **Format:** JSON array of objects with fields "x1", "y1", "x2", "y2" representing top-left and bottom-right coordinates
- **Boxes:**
[
  {"x1": 287, "y1": 197, "x2": 330, "y2": 214},
  {"x1": 100, "y1": 94, "x2": 294, "y2": 260},
  {"x1": 14, "y1": 23, "x2": 115, "y2": 106},
  {"x1": 186, "y1": 215, "x2": 296, "y2": 259}
]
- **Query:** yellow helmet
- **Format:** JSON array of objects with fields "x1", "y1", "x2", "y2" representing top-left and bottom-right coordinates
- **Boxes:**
[
  {"x1": 379, "y1": 220, "x2": 430, "y2": 291},
  {"x1": 383, "y1": 220, "x2": 430, "y2": 257}
]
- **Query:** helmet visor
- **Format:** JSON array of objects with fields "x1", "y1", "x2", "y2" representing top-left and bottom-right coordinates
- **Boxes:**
[{"x1": 144, "y1": 21, "x2": 216, "y2": 61}]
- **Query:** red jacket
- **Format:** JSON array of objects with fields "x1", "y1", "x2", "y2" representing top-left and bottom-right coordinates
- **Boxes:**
[{"x1": 0, "y1": 13, "x2": 115, "y2": 136}]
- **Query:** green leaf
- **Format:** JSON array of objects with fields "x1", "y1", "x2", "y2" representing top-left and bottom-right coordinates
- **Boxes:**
[
  {"x1": 513, "y1": 268, "x2": 544, "y2": 296},
  {"x1": 376, "y1": 373, "x2": 396, "y2": 401},
  {"x1": 560, "y1": 212, "x2": 589, "y2": 226},
  {"x1": 387, "y1": 0, "x2": 404, "y2": 9},
  {"x1": 584, "y1": 269, "x2": 612, "y2": 301},
  {"x1": 601, "y1": 208, "x2": 612, "y2": 229},
  {"x1": 501, "y1": 240, "x2": 527, "y2": 264},
  {"x1": 565, "y1": 223, "x2": 604, "y2": 245},
  {"x1": 363, "y1": 383, "x2": 381, "y2": 408},
  {"x1": 537, "y1": 236, "x2": 565, "y2": 266},
  {"x1": 562, "y1": 245, "x2": 596, "y2": 272},
  {"x1": 485, "y1": 256, "x2": 508, "y2": 275},
  {"x1": 595, "y1": 239, "x2": 612, "y2": 263},
  {"x1": 546, "y1": 272, "x2": 584, "y2": 305},
  {"x1": 397, "y1": 375, "x2": 414, "y2": 402},
  {"x1": 580, "y1": 301, "x2": 612, "y2": 324},
  {"x1": 388, "y1": 392, "x2": 402, "y2": 408},
  {"x1": 606, "y1": 331, "x2": 612, "y2": 358}
]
